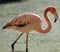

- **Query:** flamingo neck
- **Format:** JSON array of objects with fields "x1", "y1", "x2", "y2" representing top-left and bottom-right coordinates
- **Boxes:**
[{"x1": 39, "y1": 8, "x2": 52, "y2": 34}]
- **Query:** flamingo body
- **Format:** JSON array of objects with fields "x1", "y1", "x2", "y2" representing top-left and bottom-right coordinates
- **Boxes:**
[{"x1": 3, "y1": 13, "x2": 42, "y2": 33}]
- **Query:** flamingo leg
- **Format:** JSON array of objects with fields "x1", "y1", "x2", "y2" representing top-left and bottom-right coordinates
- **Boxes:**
[
  {"x1": 11, "y1": 32, "x2": 23, "y2": 52},
  {"x1": 26, "y1": 33, "x2": 28, "y2": 52}
]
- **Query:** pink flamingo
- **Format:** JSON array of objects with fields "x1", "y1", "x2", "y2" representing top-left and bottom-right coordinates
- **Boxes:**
[{"x1": 2, "y1": 7, "x2": 58, "y2": 52}]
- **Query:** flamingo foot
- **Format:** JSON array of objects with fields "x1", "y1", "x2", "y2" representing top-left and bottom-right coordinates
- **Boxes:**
[
  {"x1": 11, "y1": 44, "x2": 14, "y2": 52},
  {"x1": 26, "y1": 48, "x2": 28, "y2": 52}
]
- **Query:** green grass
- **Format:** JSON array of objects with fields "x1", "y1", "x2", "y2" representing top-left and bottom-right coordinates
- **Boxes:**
[{"x1": 0, "y1": 0, "x2": 60, "y2": 52}]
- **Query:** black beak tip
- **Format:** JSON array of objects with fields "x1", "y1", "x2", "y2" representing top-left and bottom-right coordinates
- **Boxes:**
[{"x1": 54, "y1": 19, "x2": 57, "y2": 23}]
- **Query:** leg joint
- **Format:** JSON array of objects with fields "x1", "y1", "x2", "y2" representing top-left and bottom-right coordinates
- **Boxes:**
[{"x1": 11, "y1": 40, "x2": 16, "y2": 48}]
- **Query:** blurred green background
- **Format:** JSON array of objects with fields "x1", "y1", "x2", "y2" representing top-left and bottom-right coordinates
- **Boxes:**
[{"x1": 0, "y1": 0, "x2": 60, "y2": 52}]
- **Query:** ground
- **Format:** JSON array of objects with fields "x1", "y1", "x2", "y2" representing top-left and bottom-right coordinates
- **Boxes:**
[{"x1": 0, "y1": 0, "x2": 60, "y2": 52}]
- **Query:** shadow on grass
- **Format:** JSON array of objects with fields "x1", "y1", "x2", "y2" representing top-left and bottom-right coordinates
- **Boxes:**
[{"x1": 15, "y1": 51, "x2": 25, "y2": 52}]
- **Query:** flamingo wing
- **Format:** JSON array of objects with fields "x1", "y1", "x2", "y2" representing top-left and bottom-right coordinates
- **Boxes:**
[{"x1": 14, "y1": 22, "x2": 30, "y2": 27}]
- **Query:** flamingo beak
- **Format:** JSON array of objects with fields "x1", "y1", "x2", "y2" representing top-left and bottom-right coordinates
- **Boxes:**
[{"x1": 54, "y1": 11, "x2": 58, "y2": 23}]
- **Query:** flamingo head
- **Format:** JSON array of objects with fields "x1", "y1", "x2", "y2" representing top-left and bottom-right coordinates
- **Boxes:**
[{"x1": 48, "y1": 7, "x2": 58, "y2": 23}]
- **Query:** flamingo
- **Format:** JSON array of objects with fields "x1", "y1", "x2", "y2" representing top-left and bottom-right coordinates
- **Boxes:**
[{"x1": 2, "y1": 7, "x2": 58, "y2": 52}]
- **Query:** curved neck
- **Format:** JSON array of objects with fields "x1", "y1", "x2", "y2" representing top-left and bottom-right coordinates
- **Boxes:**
[{"x1": 39, "y1": 8, "x2": 52, "y2": 34}]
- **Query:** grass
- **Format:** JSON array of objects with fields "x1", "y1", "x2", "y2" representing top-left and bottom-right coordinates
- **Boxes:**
[{"x1": 0, "y1": 0, "x2": 60, "y2": 52}]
